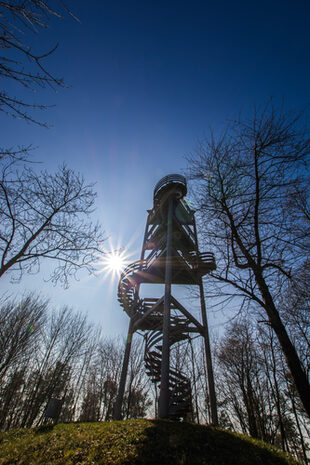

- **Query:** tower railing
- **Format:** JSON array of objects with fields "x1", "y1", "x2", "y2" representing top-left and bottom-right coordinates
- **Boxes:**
[{"x1": 153, "y1": 174, "x2": 187, "y2": 201}]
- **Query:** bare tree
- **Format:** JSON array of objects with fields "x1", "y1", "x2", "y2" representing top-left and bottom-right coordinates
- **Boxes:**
[
  {"x1": 0, "y1": 295, "x2": 153, "y2": 429},
  {"x1": 0, "y1": 299, "x2": 94, "y2": 429},
  {"x1": 123, "y1": 337, "x2": 152, "y2": 419},
  {"x1": 215, "y1": 319, "x2": 309, "y2": 463},
  {"x1": 20, "y1": 306, "x2": 91, "y2": 427},
  {"x1": 216, "y1": 320, "x2": 282, "y2": 443},
  {"x1": 281, "y1": 263, "x2": 310, "y2": 381},
  {"x1": 0, "y1": 158, "x2": 105, "y2": 286},
  {"x1": 78, "y1": 338, "x2": 123, "y2": 423},
  {"x1": 188, "y1": 102, "x2": 310, "y2": 417},
  {"x1": 0, "y1": 294, "x2": 47, "y2": 382},
  {"x1": 0, "y1": 0, "x2": 76, "y2": 125},
  {"x1": 0, "y1": 294, "x2": 48, "y2": 429}
]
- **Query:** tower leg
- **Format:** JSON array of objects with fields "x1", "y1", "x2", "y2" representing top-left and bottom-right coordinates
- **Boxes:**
[
  {"x1": 114, "y1": 319, "x2": 134, "y2": 420},
  {"x1": 199, "y1": 279, "x2": 218, "y2": 426},
  {"x1": 159, "y1": 196, "x2": 173, "y2": 418}
]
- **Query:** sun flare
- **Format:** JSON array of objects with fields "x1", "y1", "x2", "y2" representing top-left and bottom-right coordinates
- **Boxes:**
[
  {"x1": 106, "y1": 253, "x2": 125, "y2": 272},
  {"x1": 97, "y1": 235, "x2": 140, "y2": 283},
  {"x1": 100, "y1": 248, "x2": 128, "y2": 278}
]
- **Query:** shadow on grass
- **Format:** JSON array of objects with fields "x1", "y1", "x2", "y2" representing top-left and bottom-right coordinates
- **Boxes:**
[
  {"x1": 34, "y1": 424, "x2": 55, "y2": 435},
  {"x1": 131, "y1": 420, "x2": 298, "y2": 465}
]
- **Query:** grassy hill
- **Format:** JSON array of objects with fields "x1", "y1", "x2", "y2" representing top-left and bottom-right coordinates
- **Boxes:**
[{"x1": 0, "y1": 419, "x2": 300, "y2": 465}]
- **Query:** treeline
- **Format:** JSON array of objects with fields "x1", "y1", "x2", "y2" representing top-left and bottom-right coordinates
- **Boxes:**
[
  {"x1": 0, "y1": 295, "x2": 151, "y2": 430},
  {"x1": 214, "y1": 263, "x2": 310, "y2": 463},
  {"x1": 215, "y1": 318, "x2": 309, "y2": 463},
  {"x1": 166, "y1": 317, "x2": 309, "y2": 463},
  {"x1": 0, "y1": 293, "x2": 308, "y2": 463},
  {"x1": 181, "y1": 102, "x2": 310, "y2": 464}
]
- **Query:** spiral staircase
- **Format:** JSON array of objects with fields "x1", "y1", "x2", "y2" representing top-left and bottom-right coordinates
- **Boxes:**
[{"x1": 116, "y1": 174, "x2": 216, "y2": 420}]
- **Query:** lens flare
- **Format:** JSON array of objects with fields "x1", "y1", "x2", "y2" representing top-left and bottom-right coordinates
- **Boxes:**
[
  {"x1": 106, "y1": 252, "x2": 125, "y2": 273},
  {"x1": 99, "y1": 248, "x2": 128, "y2": 279}
]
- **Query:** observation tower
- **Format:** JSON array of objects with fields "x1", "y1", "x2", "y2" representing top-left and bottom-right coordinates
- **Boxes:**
[{"x1": 114, "y1": 174, "x2": 218, "y2": 423}]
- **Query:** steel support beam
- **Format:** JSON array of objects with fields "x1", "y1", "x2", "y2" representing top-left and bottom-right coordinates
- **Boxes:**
[
  {"x1": 158, "y1": 195, "x2": 173, "y2": 418},
  {"x1": 132, "y1": 296, "x2": 164, "y2": 331},
  {"x1": 114, "y1": 212, "x2": 151, "y2": 419},
  {"x1": 113, "y1": 319, "x2": 134, "y2": 420},
  {"x1": 199, "y1": 279, "x2": 218, "y2": 426},
  {"x1": 170, "y1": 295, "x2": 204, "y2": 333}
]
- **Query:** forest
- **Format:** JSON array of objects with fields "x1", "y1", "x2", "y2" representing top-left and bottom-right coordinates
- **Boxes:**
[{"x1": 0, "y1": 288, "x2": 309, "y2": 463}]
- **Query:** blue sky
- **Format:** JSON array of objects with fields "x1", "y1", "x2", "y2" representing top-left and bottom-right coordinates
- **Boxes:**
[{"x1": 1, "y1": 0, "x2": 310, "y2": 337}]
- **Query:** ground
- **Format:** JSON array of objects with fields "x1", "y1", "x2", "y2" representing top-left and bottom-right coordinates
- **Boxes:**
[{"x1": 0, "y1": 419, "x2": 301, "y2": 465}]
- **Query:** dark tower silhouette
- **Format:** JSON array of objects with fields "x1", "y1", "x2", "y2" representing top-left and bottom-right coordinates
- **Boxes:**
[{"x1": 114, "y1": 174, "x2": 218, "y2": 423}]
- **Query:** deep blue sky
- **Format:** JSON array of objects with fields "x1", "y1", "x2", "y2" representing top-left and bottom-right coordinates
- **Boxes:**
[{"x1": 2, "y1": 0, "x2": 310, "y2": 336}]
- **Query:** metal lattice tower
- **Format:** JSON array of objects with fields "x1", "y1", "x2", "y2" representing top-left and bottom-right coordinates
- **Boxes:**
[{"x1": 114, "y1": 174, "x2": 218, "y2": 423}]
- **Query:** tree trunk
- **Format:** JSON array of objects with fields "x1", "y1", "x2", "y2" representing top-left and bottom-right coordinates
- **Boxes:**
[{"x1": 256, "y1": 273, "x2": 310, "y2": 418}]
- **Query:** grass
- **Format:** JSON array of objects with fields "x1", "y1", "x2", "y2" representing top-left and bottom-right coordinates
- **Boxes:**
[{"x1": 0, "y1": 419, "x2": 301, "y2": 465}]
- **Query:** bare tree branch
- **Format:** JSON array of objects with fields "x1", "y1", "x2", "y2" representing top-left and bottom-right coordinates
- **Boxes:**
[
  {"x1": 0, "y1": 1, "x2": 76, "y2": 125},
  {"x1": 0, "y1": 158, "x2": 106, "y2": 287},
  {"x1": 188, "y1": 101, "x2": 310, "y2": 417}
]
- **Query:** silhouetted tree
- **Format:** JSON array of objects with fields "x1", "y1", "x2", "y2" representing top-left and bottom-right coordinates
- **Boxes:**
[
  {"x1": 22, "y1": 306, "x2": 93, "y2": 427},
  {"x1": 188, "y1": 102, "x2": 310, "y2": 417},
  {"x1": 0, "y1": 295, "x2": 47, "y2": 382},
  {"x1": 0, "y1": 0, "x2": 76, "y2": 125},
  {"x1": 0, "y1": 294, "x2": 101, "y2": 429},
  {"x1": 281, "y1": 261, "x2": 310, "y2": 379},
  {"x1": 0, "y1": 159, "x2": 105, "y2": 286},
  {"x1": 215, "y1": 319, "x2": 309, "y2": 463},
  {"x1": 217, "y1": 321, "x2": 267, "y2": 439},
  {"x1": 123, "y1": 337, "x2": 151, "y2": 420},
  {"x1": 79, "y1": 336, "x2": 151, "y2": 422}
]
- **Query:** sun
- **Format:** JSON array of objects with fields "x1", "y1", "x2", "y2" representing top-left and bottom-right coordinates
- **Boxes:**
[
  {"x1": 106, "y1": 252, "x2": 125, "y2": 273},
  {"x1": 100, "y1": 248, "x2": 128, "y2": 278},
  {"x1": 96, "y1": 236, "x2": 140, "y2": 282}
]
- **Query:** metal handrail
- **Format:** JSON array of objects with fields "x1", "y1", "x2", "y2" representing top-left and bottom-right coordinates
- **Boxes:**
[{"x1": 153, "y1": 174, "x2": 187, "y2": 201}]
